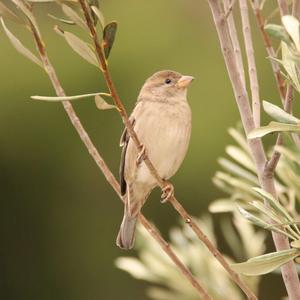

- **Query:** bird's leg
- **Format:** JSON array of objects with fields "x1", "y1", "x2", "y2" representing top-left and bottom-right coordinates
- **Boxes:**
[
  {"x1": 136, "y1": 144, "x2": 146, "y2": 165},
  {"x1": 161, "y1": 181, "x2": 174, "y2": 203}
]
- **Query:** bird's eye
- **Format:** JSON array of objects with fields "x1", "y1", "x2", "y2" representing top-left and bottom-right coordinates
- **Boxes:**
[{"x1": 165, "y1": 78, "x2": 172, "y2": 84}]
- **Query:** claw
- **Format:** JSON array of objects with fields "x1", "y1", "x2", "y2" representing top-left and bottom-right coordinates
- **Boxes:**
[
  {"x1": 161, "y1": 183, "x2": 174, "y2": 203},
  {"x1": 136, "y1": 144, "x2": 146, "y2": 165}
]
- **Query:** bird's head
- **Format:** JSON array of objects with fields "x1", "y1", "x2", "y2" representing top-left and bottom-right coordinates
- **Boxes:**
[{"x1": 140, "y1": 70, "x2": 194, "y2": 100}]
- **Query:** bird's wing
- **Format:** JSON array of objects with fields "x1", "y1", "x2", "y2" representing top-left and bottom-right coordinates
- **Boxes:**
[{"x1": 119, "y1": 118, "x2": 135, "y2": 196}]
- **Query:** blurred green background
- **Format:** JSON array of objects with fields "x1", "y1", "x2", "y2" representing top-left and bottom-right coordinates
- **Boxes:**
[{"x1": 0, "y1": 0, "x2": 298, "y2": 299}]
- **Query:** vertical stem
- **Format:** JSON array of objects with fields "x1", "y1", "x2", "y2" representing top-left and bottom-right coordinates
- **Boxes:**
[
  {"x1": 207, "y1": 1, "x2": 300, "y2": 299},
  {"x1": 224, "y1": 0, "x2": 246, "y2": 88},
  {"x1": 239, "y1": 0, "x2": 260, "y2": 127},
  {"x1": 251, "y1": 1, "x2": 286, "y2": 102},
  {"x1": 293, "y1": 0, "x2": 300, "y2": 18},
  {"x1": 277, "y1": 0, "x2": 290, "y2": 16}
]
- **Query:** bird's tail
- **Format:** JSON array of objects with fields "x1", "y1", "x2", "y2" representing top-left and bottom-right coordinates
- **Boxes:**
[
  {"x1": 116, "y1": 184, "x2": 149, "y2": 250},
  {"x1": 116, "y1": 210, "x2": 137, "y2": 250}
]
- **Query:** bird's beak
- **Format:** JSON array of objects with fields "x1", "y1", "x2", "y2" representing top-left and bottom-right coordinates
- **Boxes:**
[{"x1": 176, "y1": 75, "x2": 194, "y2": 88}]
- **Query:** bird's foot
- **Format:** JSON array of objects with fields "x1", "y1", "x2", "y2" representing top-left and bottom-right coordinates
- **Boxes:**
[
  {"x1": 136, "y1": 144, "x2": 146, "y2": 165},
  {"x1": 161, "y1": 182, "x2": 174, "y2": 203}
]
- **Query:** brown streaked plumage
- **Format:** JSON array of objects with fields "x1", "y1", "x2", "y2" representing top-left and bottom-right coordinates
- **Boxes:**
[{"x1": 117, "y1": 70, "x2": 193, "y2": 249}]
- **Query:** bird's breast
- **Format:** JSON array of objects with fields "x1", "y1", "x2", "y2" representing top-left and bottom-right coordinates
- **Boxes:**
[{"x1": 134, "y1": 101, "x2": 191, "y2": 183}]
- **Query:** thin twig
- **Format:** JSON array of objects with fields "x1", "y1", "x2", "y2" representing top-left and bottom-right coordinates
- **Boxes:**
[
  {"x1": 251, "y1": 0, "x2": 286, "y2": 102},
  {"x1": 207, "y1": 1, "x2": 300, "y2": 299},
  {"x1": 239, "y1": 0, "x2": 260, "y2": 127},
  {"x1": 16, "y1": 5, "x2": 213, "y2": 300},
  {"x1": 224, "y1": 0, "x2": 236, "y2": 19},
  {"x1": 224, "y1": 0, "x2": 246, "y2": 88},
  {"x1": 277, "y1": 0, "x2": 290, "y2": 16},
  {"x1": 77, "y1": 0, "x2": 257, "y2": 298},
  {"x1": 293, "y1": 0, "x2": 300, "y2": 18},
  {"x1": 265, "y1": 85, "x2": 293, "y2": 174}
]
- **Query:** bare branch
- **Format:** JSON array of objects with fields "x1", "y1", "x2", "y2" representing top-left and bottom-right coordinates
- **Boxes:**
[
  {"x1": 277, "y1": 0, "x2": 290, "y2": 16},
  {"x1": 224, "y1": 0, "x2": 246, "y2": 88},
  {"x1": 251, "y1": 1, "x2": 286, "y2": 102},
  {"x1": 207, "y1": 1, "x2": 300, "y2": 298},
  {"x1": 239, "y1": 0, "x2": 260, "y2": 127},
  {"x1": 77, "y1": 0, "x2": 257, "y2": 298},
  {"x1": 293, "y1": 0, "x2": 300, "y2": 18}
]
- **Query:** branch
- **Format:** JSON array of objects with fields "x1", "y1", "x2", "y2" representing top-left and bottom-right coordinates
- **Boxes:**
[
  {"x1": 239, "y1": 0, "x2": 260, "y2": 127},
  {"x1": 19, "y1": 4, "x2": 212, "y2": 300},
  {"x1": 293, "y1": 0, "x2": 300, "y2": 18},
  {"x1": 277, "y1": 0, "x2": 290, "y2": 16},
  {"x1": 265, "y1": 85, "x2": 293, "y2": 174},
  {"x1": 207, "y1": 1, "x2": 300, "y2": 299},
  {"x1": 224, "y1": 0, "x2": 246, "y2": 88},
  {"x1": 77, "y1": 0, "x2": 257, "y2": 298},
  {"x1": 251, "y1": 0, "x2": 286, "y2": 102}
]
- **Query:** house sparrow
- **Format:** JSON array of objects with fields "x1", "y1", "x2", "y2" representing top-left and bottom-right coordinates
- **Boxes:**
[{"x1": 117, "y1": 70, "x2": 193, "y2": 249}]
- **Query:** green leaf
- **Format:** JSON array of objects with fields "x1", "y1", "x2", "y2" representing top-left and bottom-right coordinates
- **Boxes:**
[
  {"x1": 238, "y1": 207, "x2": 270, "y2": 229},
  {"x1": 231, "y1": 248, "x2": 300, "y2": 275},
  {"x1": 264, "y1": 24, "x2": 291, "y2": 44},
  {"x1": 291, "y1": 240, "x2": 300, "y2": 249},
  {"x1": 31, "y1": 92, "x2": 110, "y2": 101},
  {"x1": 1, "y1": 18, "x2": 42, "y2": 67},
  {"x1": 228, "y1": 127, "x2": 250, "y2": 154},
  {"x1": 91, "y1": 6, "x2": 105, "y2": 29},
  {"x1": 102, "y1": 21, "x2": 117, "y2": 59},
  {"x1": 48, "y1": 14, "x2": 75, "y2": 25},
  {"x1": 59, "y1": 30, "x2": 98, "y2": 67},
  {"x1": 95, "y1": 95, "x2": 116, "y2": 110},
  {"x1": 225, "y1": 145, "x2": 255, "y2": 172},
  {"x1": 282, "y1": 15, "x2": 300, "y2": 51},
  {"x1": 218, "y1": 158, "x2": 258, "y2": 184},
  {"x1": 248, "y1": 121, "x2": 300, "y2": 139},
  {"x1": 208, "y1": 198, "x2": 237, "y2": 213},
  {"x1": 61, "y1": 4, "x2": 87, "y2": 30},
  {"x1": 281, "y1": 42, "x2": 300, "y2": 92},
  {"x1": 0, "y1": 2, "x2": 23, "y2": 24},
  {"x1": 263, "y1": 101, "x2": 299, "y2": 124},
  {"x1": 253, "y1": 188, "x2": 293, "y2": 223}
]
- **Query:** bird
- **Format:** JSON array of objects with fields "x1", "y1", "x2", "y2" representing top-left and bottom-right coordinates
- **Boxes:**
[{"x1": 116, "y1": 70, "x2": 194, "y2": 249}]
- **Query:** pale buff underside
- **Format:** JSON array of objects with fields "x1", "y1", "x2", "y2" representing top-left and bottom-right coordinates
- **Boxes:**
[{"x1": 124, "y1": 98, "x2": 191, "y2": 216}]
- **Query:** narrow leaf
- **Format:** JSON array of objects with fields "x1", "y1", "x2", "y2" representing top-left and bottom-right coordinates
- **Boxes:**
[
  {"x1": 253, "y1": 187, "x2": 294, "y2": 222},
  {"x1": 95, "y1": 95, "x2": 116, "y2": 110},
  {"x1": 264, "y1": 24, "x2": 291, "y2": 44},
  {"x1": 291, "y1": 240, "x2": 300, "y2": 249},
  {"x1": 91, "y1": 6, "x2": 105, "y2": 29},
  {"x1": 61, "y1": 4, "x2": 87, "y2": 29},
  {"x1": 248, "y1": 121, "x2": 300, "y2": 139},
  {"x1": 11, "y1": 0, "x2": 41, "y2": 37},
  {"x1": 59, "y1": 30, "x2": 98, "y2": 67},
  {"x1": 263, "y1": 101, "x2": 299, "y2": 124},
  {"x1": 218, "y1": 158, "x2": 258, "y2": 184},
  {"x1": 238, "y1": 207, "x2": 270, "y2": 229},
  {"x1": 281, "y1": 42, "x2": 300, "y2": 92},
  {"x1": 231, "y1": 248, "x2": 300, "y2": 275},
  {"x1": 0, "y1": 2, "x2": 23, "y2": 24},
  {"x1": 31, "y1": 92, "x2": 110, "y2": 101},
  {"x1": 282, "y1": 15, "x2": 300, "y2": 51},
  {"x1": 1, "y1": 18, "x2": 42, "y2": 67},
  {"x1": 48, "y1": 14, "x2": 75, "y2": 25},
  {"x1": 102, "y1": 21, "x2": 117, "y2": 59}
]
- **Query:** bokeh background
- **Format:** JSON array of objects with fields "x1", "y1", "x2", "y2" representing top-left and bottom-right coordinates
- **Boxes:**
[{"x1": 1, "y1": 1, "x2": 299, "y2": 299}]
